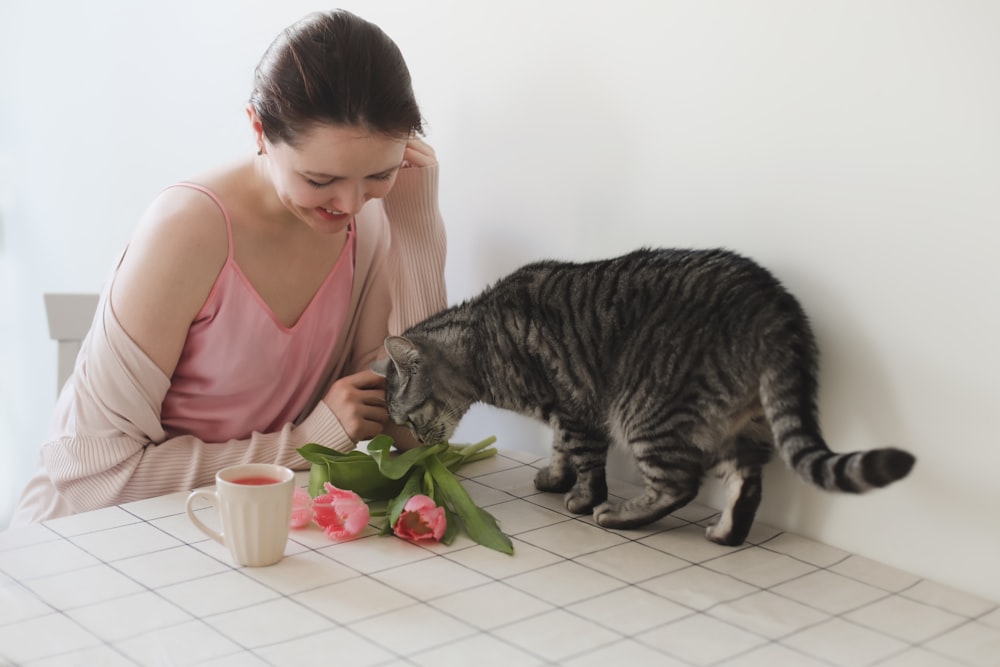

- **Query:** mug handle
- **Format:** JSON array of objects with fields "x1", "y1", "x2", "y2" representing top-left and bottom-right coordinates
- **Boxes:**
[{"x1": 185, "y1": 489, "x2": 225, "y2": 546}]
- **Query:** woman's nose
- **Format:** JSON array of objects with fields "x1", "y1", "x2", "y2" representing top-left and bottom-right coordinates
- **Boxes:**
[{"x1": 328, "y1": 182, "x2": 367, "y2": 215}]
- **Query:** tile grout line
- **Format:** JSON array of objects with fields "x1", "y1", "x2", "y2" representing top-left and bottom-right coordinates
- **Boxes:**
[
  {"x1": 450, "y1": 466, "x2": 975, "y2": 665},
  {"x1": 477, "y1": 464, "x2": 992, "y2": 665},
  {"x1": 278, "y1": 522, "x2": 569, "y2": 666},
  {"x1": 58, "y1": 507, "x2": 274, "y2": 664},
  {"x1": 3, "y1": 458, "x2": 998, "y2": 666},
  {"x1": 3, "y1": 514, "x2": 206, "y2": 664},
  {"x1": 693, "y1": 541, "x2": 984, "y2": 666}
]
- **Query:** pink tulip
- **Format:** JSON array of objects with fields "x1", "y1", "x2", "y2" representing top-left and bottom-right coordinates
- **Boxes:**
[
  {"x1": 312, "y1": 483, "x2": 371, "y2": 540},
  {"x1": 290, "y1": 488, "x2": 313, "y2": 529},
  {"x1": 394, "y1": 494, "x2": 446, "y2": 542}
]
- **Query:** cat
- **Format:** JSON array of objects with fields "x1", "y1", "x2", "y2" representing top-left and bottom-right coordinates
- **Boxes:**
[{"x1": 371, "y1": 248, "x2": 915, "y2": 545}]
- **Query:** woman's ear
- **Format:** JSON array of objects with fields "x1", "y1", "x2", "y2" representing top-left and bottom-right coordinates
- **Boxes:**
[{"x1": 246, "y1": 105, "x2": 265, "y2": 154}]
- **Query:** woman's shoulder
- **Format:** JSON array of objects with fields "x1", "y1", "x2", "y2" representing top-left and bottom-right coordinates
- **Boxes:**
[
  {"x1": 109, "y1": 174, "x2": 237, "y2": 374},
  {"x1": 129, "y1": 185, "x2": 230, "y2": 276},
  {"x1": 149, "y1": 183, "x2": 228, "y2": 228},
  {"x1": 149, "y1": 160, "x2": 254, "y2": 240},
  {"x1": 132, "y1": 159, "x2": 260, "y2": 267}
]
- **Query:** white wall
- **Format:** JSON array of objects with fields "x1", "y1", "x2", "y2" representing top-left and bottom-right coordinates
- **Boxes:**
[{"x1": 2, "y1": 1, "x2": 998, "y2": 602}]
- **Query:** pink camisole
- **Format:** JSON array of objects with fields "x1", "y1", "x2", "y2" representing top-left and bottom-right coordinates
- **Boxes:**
[{"x1": 159, "y1": 183, "x2": 355, "y2": 442}]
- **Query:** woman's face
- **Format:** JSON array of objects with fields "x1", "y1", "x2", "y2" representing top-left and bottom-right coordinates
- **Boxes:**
[{"x1": 262, "y1": 122, "x2": 407, "y2": 234}]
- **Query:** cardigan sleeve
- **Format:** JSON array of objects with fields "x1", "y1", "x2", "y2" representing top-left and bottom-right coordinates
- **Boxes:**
[
  {"x1": 381, "y1": 163, "x2": 448, "y2": 336},
  {"x1": 346, "y1": 163, "x2": 448, "y2": 372}
]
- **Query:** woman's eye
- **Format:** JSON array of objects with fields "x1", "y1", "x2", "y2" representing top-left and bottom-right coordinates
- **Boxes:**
[{"x1": 307, "y1": 173, "x2": 390, "y2": 187}]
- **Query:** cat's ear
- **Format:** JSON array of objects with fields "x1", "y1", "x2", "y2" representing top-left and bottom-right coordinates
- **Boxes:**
[
  {"x1": 384, "y1": 335, "x2": 421, "y2": 374},
  {"x1": 370, "y1": 357, "x2": 390, "y2": 378}
]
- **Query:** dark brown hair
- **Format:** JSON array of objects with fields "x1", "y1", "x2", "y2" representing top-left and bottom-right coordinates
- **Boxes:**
[{"x1": 249, "y1": 9, "x2": 423, "y2": 146}]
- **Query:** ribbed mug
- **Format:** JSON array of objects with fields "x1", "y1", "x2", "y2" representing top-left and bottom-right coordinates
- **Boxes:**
[{"x1": 185, "y1": 463, "x2": 294, "y2": 567}]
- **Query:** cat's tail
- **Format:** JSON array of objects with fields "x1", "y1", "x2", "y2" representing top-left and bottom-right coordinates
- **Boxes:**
[{"x1": 759, "y1": 367, "x2": 916, "y2": 493}]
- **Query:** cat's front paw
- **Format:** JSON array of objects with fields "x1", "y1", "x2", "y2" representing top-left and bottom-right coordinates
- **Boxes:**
[
  {"x1": 534, "y1": 467, "x2": 576, "y2": 494},
  {"x1": 565, "y1": 488, "x2": 598, "y2": 514}
]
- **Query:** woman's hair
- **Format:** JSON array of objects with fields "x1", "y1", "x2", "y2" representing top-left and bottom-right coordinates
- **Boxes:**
[{"x1": 249, "y1": 9, "x2": 423, "y2": 146}]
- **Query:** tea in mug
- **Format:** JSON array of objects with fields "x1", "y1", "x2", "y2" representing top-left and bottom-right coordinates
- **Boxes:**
[{"x1": 232, "y1": 476, "x2": 281, "y2": 486}]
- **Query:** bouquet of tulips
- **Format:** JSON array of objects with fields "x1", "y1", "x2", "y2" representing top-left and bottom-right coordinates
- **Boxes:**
[{"x1": 295, "y1": 435, "x2": 513, "y2": 555}]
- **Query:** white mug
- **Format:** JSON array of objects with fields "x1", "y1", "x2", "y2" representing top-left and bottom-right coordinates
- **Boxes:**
[{"x1": 185, "y1": 463, "x2": 295, "y2": 567}]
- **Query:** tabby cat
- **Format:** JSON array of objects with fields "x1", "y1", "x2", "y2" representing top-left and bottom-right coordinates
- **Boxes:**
[{"x1": 372, "y1": 248, "x2": 915, "y2": 545}]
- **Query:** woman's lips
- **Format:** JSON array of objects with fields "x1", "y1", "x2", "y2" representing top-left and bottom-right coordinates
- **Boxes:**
[{"x1": 315, "y1": 206, "x2": 349, "y2": 222}]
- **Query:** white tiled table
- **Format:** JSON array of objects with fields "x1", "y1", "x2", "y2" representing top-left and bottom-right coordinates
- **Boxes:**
[{"x1": 2, "y1": 450, "x2": 999, "y2": 666}]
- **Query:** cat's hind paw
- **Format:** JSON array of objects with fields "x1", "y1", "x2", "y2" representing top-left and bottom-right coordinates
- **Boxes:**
[
  {"x1": 593, "y1": 490, "x2": 693, "y2": 530},
  {"x1": 705, "y1": 521, "x2": 738, "y2": 546},
  {"x1": 704, "y1": 517, "x2": 750, "y2": 546},
  {"x1": 593, "y1": 500, "x2": 649, "y2": 530},
  {"x1": 534, "y1": 467, "x2": 576, "y2": 494}
]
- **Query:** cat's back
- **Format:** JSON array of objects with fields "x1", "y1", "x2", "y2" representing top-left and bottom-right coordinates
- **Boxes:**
[{"x1": 490, "y1": 247, "x2": 786, "y2": 306}]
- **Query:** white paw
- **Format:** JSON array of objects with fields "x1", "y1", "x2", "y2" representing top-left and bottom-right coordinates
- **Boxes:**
[{"x1": 704, "y1": 522, "x2": 723, "y2": 541}]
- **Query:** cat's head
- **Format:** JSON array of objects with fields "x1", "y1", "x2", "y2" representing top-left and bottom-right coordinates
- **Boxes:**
[{"x1": 371, "y1": 335, "x2": 475, "y2": 445}]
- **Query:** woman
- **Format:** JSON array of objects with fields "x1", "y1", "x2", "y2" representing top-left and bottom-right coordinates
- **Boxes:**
[{"x1": 10, "y1": 10, "x2": 446, "y2": 525}]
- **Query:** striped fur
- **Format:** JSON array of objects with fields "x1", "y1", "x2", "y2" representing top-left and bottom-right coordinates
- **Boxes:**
[{"x1": 378, "y1": 248, "x2": 915, "y2": 545}]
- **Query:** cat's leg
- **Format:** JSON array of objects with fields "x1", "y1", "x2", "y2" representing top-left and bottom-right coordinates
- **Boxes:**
[
  {"x1": 534, "y1": 428, "x2": 577, "y2": 494},
  {"x1": 534, "y1": 424, "x2": 609, "y2": 514},
  {"x1": 593, "y1": 440, "x2": 703, "y2": 529},
  {"x1": 704, "y1": 463, "x2": 763, "y2": 546},
  {"x1": 563, "y1": 445, "x2": 608, "y2": 514},
  {"x1": 704, "y1": 431, "x2": 772, "y2": 545}
]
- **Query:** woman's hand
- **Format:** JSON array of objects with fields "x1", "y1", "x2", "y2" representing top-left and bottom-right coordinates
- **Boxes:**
[
  {"x1": 322, "y1": 369, "x2": 390, "y2": 442},
  {"x1": 400, "y1": 136, "x2": 437, "y2": 169}
]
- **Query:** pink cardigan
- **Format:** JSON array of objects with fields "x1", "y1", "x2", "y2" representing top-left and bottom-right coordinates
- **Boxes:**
[{"x1": 10, "y1": 165, "x2": 447, "y2": 526}]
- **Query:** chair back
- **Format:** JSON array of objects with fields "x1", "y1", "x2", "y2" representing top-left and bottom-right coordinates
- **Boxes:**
[{"x1": 44, "y1": 293, "x2": 99, "y2": 392}]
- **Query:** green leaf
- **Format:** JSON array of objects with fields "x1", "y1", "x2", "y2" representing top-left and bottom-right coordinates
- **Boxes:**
[
  {"x1": 385, "y1": 471, "x2": 426, "y2": 529},
  {"x1": 298, "y1": 445, "x2": 407, "y2": 500},
  {"x1": 308, "y1": 463, "x2": 330, "y2": 498},
  {"x1": 367, "y1": 438, "x2": 448, "y2": 480},
  {"x1": 439, "y1": 437, "x2": 499, "y2": 471},
  {"x1": 440, "y1": 506, "x2": 460, "y2": 545},
  {"x1": 298, "y1": 442, "x2": 346, "y2": 465},
  {"x1": 423, "y1": 468, "x2": 435, "y2": 502},
  {"x1": 425, "y1": 455, "x2": 513, "y2": 555},
  {"x1": 454, "y1": 436, "x2": 498, "y2": 462},
  {"x1": 366, "y1": 498, "x2": 389, "y2": 518}
]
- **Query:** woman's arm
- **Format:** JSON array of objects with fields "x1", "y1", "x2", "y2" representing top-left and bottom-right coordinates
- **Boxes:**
[
  {"x1": 34, "y1": 290, "x2": 356, "y2": 518},
  {"x1": 29, "y1": 186, "x2": 363, "y2": 518},
  {"x1": 111, "y1": 186, "x2": 227, "y2": 378},
  {"x1": 345, "y1": 140, "x2": 449, "y2": 450},
  {"x1": 382, "y1": 139, "x2": 448, "y2": 334}
]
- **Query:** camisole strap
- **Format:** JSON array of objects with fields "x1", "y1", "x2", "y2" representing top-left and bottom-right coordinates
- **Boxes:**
[{"x1": 162, "y1": 182, "x2": 235, "y2": 260}]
